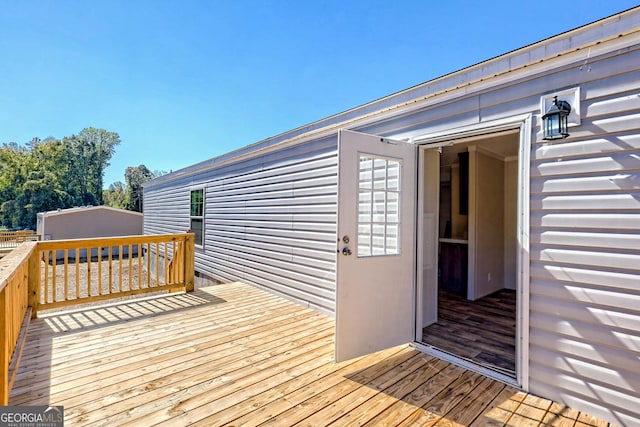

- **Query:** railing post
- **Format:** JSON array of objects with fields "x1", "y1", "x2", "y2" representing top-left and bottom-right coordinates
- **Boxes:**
[
  {"x1": 184, "y1": 232, "x2": 195, "y2": 292},
  {"x1": 0, "y1": 286, "x2": 8, "y2": 405},
  {"x1": 28, "y1": 245, "x2": 40, "y2": 319}
]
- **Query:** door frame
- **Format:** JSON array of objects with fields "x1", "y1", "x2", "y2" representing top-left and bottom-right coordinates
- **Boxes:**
[{"x1": 412, "y1": 114, "x2": 532, "y2": 389}]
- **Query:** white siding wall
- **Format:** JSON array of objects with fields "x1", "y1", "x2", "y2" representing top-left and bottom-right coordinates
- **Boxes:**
[
  {"x1": 375, "y1": 39, "x2": 640, "y2": 424},
  {"x1": 527, "y1": 51, "x2": 640, "y2": 425},
  {"x1": 144, "y1": 138, "x2": 338, "y2": 314}
]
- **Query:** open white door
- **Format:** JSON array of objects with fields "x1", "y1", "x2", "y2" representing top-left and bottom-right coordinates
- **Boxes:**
[
  {"x1": 418, "y1": 147, "x2": 440, "y2": 330},
  {"x1": 335, "y1": 129, "x2": 417, "y2": 362}
]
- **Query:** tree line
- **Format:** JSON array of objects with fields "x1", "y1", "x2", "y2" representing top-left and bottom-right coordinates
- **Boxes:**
[
  {"x1": 0, "y1": 127, "x2": 158, "y2": 231},
  {"x1": 103, "y1": 164, "x2": 158, "y2": 212}
]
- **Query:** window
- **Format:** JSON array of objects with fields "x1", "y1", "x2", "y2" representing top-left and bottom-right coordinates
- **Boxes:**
[
  {"x1": 357, "y1": 155, "x2": 401, "y2": 257},
  {"x1": 190, "y1": 189, "x2": 204, "y2": 246}
]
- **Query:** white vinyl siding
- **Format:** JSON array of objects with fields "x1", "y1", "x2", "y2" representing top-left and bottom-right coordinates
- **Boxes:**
[
  {"x1": 145, "y1": 139, "x2": 338, "y2": 314},
  {"x1": 527, "y1": 50, "x2": 640, "y2": 425}
]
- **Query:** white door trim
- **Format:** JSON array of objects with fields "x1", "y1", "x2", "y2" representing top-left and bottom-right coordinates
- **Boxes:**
[
  {"x1": 412, "y1": 113, "x2": 532, "y2": 389},
  {"x1": 410, "y1": 113, "x2": 533, "y2": 145}
]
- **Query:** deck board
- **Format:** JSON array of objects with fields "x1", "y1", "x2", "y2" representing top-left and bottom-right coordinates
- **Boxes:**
[{"x1": 10, "y1": 282, "x2": 616, "y2": 426}]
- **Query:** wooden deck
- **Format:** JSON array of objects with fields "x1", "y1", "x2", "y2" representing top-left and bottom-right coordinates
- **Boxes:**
[{"x1": 10, "y1": 282, "x2": 616, "y2": 426}]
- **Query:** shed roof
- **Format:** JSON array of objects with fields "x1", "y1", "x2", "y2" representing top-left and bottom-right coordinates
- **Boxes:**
[{"x1": 38, "y1": 206, "x2": 143, "y2": 218}]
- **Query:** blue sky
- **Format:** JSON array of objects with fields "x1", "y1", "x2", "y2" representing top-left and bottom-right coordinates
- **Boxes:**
[{"x1": 2, "y1": 1, "x2": 638, "y2": 186}]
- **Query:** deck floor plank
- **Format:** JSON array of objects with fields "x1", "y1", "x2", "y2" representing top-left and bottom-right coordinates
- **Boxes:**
[
  {"x1": 327, "y1": 358, "x2": 454, "y2": 427},
  {"x1": 433, "y1": 377, "x2": 507, "y2": 426},
  {"x1": 61, "y1": 317, "x2": 333, "y2": 422},
  {"x1": 11, "y1": 303, "x2": 318, "y2": 404},
  {"x1": 216, "y1": 346, "x2": 414, "y2": 427},
  {"x1": 17, "y1": 298, "x2": 298, "y2": 376},
  {"x1": 380, "y1": 369, "x2": 478, "y2": 427},
  {"x1": 19, "y1": 291, "x2": 285, "y2": 367},
  {"x1": 65, "y1": 323, "x2": 334, "y2": 425},
  {"x1": 10, "y1": 282, "x2": 616, "y2": 426},
  {"x1": 265, "y1": 352, "x2": 442, "y2": 427},
  {"x1": 291, "y1": 353, "x2": 444, "y2": 427}
]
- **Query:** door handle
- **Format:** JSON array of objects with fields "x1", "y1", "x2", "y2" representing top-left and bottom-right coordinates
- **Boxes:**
[{"x1": 342, "y1": 247, "x2": 352, "y2": 256}]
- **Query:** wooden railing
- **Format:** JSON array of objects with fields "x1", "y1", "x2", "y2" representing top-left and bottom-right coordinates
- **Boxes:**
[
  {"x1": 0, "y1": 233, "x2": 195, "y2": 404},
  {"x1": 0, "y1": 242, "x2": 36, "y2": 405},
  {"x1": 35, "y1": 233, "x2": 195, "y2": 312},
  {"x1": 0, "y1": 230, "x2": 39, "y2": 249}
]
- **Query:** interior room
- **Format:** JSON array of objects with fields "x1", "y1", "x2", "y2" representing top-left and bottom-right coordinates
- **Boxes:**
[{"x1": 420, "y1": 132, "x2": 519, "y2": 375}]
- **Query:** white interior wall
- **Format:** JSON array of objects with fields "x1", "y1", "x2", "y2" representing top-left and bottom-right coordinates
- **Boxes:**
[
  {"x1": 469, "y1": 148, "x2": 506, "y2": 300},
  {"x1": 504, "y1": 158, "x2": 518, "y2": 290}
]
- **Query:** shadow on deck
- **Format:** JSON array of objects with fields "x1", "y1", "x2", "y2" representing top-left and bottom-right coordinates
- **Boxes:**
[{"x1": 10, "y1": 282, "x2": 615, "y2": 426}]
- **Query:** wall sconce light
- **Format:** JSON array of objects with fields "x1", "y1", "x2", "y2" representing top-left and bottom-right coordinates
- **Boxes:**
[{"x1": 542, "y1": 96, "x2": 571, "y2": 140}]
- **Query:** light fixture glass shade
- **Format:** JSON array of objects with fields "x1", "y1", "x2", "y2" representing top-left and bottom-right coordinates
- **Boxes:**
[{"x1": 543, "y1": 96, "x2": 571, "y2": 140}]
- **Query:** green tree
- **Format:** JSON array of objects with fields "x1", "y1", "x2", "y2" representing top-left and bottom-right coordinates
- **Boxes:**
[
  {"x1": 0, "y1": 128, "x2": 121, "y2": 229},
  {"x1": 103, "y1": 181, "x2": 127, "y2": 209},
  {"x1": 79, "y1": 128, "x2": 120, "y2": 204},
  {"x1": 0, "y1": 142, "x2": 31, "y2": 228},
  {"x1": 125, "y1": 165, "x2": 154, "y2": 212},
  {"x1": 63, "y1": 128, "x2": 120, "y2": 205}
]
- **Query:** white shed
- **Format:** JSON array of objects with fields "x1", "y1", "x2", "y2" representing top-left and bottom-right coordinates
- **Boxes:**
[
  {"x1": 37, "y1": 206, "x2": 143, "y2": 240},
  {"x1": 144, "y1": 7, "x2": 640, "y2": 425}
]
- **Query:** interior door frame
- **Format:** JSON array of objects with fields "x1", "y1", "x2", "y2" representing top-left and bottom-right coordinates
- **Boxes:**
[{"x1": 412, "y1": 114, "x2": 532, "y2": 389}]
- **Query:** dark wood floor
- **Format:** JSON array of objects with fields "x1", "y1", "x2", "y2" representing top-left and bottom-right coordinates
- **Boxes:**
[{"x1": 421, "y1": 288, "x2": 516, "y2": 375}]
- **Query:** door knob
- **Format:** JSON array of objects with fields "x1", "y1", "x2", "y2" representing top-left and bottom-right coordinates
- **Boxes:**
[{"x1": 342, "y1": 247, "x2": 352, "y2": 256}]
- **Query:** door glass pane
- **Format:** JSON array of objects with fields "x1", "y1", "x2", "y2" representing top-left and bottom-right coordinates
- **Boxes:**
[
  {"x1": 358, "y1": 191, "x2": 372, "y2": 223},
  {"x1": 387, "y1": 161, "x2": 400, "y2": 191},
  {"x1": 358, "y1": 224, "x2": 371, "y2": 256},
  {"x1": 372, "y1": 192, "x2": 386, "y2": 222},
  {"x1": 386, "y1": 192, "x2": 399, "y2": 223},
  {"x1": 371, "y1": 224, "x2": 385, "y2": 255},
  {"x1": 386, "y1": 224, "x2": 399, "y2": 254},
  {"x1": 373, "y1": 158, "x2": 387, "y2": 190},
  {"x1": 357, "y1": 154, "x2": 401, "y2": 257},
  {"x1": 359, "y1": 157, "x2": 373, "y2": 190}
]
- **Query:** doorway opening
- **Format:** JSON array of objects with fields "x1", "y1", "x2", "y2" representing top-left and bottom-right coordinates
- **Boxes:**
[{"x1": 417, "y1": 130, "x2": 521, "y2": 378}]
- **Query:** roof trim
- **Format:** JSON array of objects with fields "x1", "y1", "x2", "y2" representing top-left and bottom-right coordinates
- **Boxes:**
[
  {"x1": 38, "y1": 206, "x2": 144, "y2": 218},
  {"x1": 145, "y1": 6, "x2": 640, "y2": 189}
]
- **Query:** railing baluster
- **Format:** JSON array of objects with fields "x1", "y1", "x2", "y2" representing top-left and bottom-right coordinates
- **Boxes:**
[
  {"x1": 108, "y1": 246, "x2": 113, "y2": 294},
  {"x1": 87, "y1": 248, "x2": 91, "y2": 298},
  {"x1": 138, "y1": 245, "x2": 143, "y2": 289},
  {"x1": 98, "y1": 245, "x2": 103, "y2": 296},
  {"x1": 75, "y1": 248, "x2": 80, "y2": 300},
  {"x1": 51, "y1": 252, "x2": 57, "y2": 303},
  {"x1": 128, "y1": 244, "x2": 133, "y2": 290},
  {"x1": 64, "y1": 249, "x2": 69, "y2": 301},
  {"x1": 170, "y1": 240, "x2": 176, "y2": 284},
  {"x1": 147, "y1": 244, "x2": 151, "y2": 288},
  {"x1": 155, "y1": 243, "x2": 160, "y2": 288},
  {"x1": 44, "y1": 251, "x2": 49, "y2": 305},
  {"x1": 164, "y1": 242, "x2": 169, "y2": 285},
  {"x1": 118, "y1": 244, "x2": 123, "y2": 292}
]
